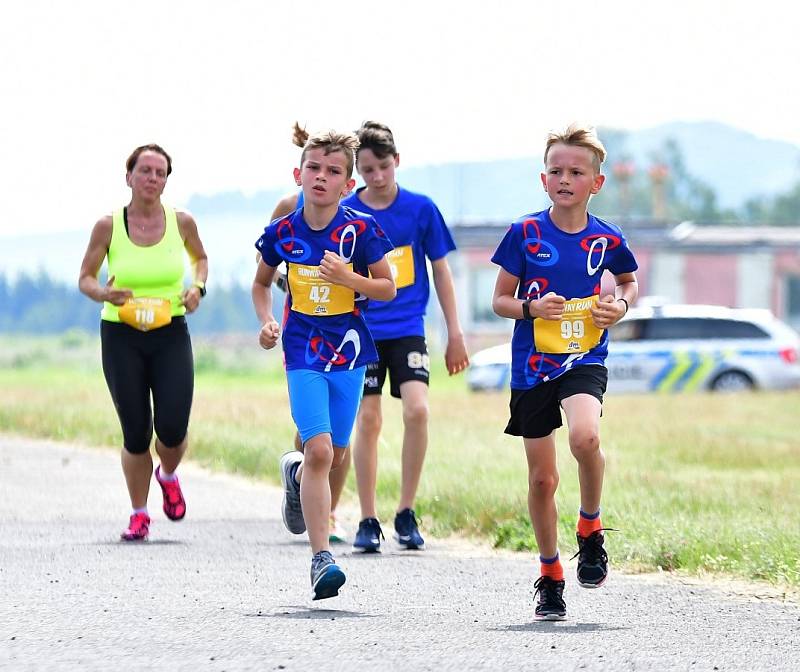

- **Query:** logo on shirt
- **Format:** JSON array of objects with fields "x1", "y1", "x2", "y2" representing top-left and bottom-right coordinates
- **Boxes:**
[
  {"x1": 274, "y1": 237, "x2": 311, "y2": 263},
  {"x1": 581, "y1": 233, "x2": 621, "y2": 277},
  {"x1": 523, "y1": 237, "x2": 559, "y2": 267}
]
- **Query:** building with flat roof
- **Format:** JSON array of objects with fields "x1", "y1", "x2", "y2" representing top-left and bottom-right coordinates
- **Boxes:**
[{"x1": 440, "y1": 221, "x2": 800, "y2": 349}]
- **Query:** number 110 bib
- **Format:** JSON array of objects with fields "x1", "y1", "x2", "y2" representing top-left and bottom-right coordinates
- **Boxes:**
[
  {"x1": 289, "y1": 262, "x2": 355, "y2": 316},
  {"x1": 533, "y1": 295, "x2": 603, "y2": 354}
]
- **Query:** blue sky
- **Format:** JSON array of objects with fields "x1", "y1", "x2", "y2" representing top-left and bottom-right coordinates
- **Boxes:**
[{"x1": 1, "y1": 0, "x2": 798, "y2": 237}]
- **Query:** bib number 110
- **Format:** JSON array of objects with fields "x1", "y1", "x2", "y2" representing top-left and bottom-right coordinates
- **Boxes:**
[{"x1": 136, "y1": 308, "x2": 155, "y2": 325}]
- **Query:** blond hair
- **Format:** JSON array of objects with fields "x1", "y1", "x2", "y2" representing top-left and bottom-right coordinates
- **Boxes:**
[
  {"x1": 544, "y1": 123, "x2": 607, "y2": 172},
  {"x1": 292, "y1": 122, "x2": 359, "y2": 178}
]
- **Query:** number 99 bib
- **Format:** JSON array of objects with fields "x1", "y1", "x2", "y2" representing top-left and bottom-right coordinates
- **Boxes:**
[
  {"x1": 533, "y1": 295, "x2": 603, "y2": 354},
  {"x1": 289, "y1": 262, "x2": 355, "y2": 316}
]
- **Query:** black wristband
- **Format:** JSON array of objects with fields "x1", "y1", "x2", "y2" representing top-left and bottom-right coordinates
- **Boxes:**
[
  {"x1": 521, "y1": 299, "x2": 533, "y2": 322},
  {"x1": 617, "y1": 297, "x2": 628, "y2": 314},
  {"x1": 193, "y1": 281, "x2": 207, "y2": 297}
]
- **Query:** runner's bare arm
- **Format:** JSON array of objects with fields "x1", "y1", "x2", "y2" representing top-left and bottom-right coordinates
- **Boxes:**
[
  {"x1": 431, "y1": 257, "x2": 469, "y2": 375},
  {"x1": 78, "y1": 216, "x2": 133, "y2": 305},
  {"x1": 252, "y1": 259, "x2": 280, "y2": 349}
]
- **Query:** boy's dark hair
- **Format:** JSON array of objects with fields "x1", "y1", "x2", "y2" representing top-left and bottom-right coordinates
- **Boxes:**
[
  {"x1": 355, "y1": 120, "x2": 397, "y2": 159},
  {"x1": 126, "y1": 144, "x2": 172, "y2": 176},
  {"x1": 544, "y1": 124, "x2": 606, "y2": 172}
]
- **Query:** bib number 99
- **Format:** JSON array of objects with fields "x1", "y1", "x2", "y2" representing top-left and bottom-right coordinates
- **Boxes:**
[{"x1": 560, "y1": 320, "x2": 585, "y2": 340}]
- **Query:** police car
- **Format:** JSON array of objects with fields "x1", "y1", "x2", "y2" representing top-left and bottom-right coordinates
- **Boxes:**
[{"x1": 467, "y1": 304, "x2": 800, "y2": 393}]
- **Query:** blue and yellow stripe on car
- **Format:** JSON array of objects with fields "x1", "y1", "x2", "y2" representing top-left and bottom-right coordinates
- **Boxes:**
[{"x1": 651, "y1": 351, "x2": 730, "y2": 392}]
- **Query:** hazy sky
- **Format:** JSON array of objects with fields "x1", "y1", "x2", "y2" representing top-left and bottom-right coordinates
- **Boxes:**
[{"x1": 1, "y1": 0, "x2": 798, "y2": 238}]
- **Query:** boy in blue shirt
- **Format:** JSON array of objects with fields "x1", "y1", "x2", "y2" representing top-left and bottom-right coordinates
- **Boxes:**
[
  {"x1": 341, "y1": 121, "x2": 469, "y2": 552},
  {"x1": 267, "y1": 123, "x2": 352, "y2": 545},
  {"x1": 491, "y1": 124, "x2": 638, "y2": 620},
  {"x1": 252, "y1": 129, "x2": 395, "y2": 600}
]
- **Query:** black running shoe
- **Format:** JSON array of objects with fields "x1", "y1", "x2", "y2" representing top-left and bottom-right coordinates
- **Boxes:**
[
  {"x1": 533, "y1": 576, "x2": 566, "y2": 621},
  {"x1": 573, "y1": 529, "x2": 613, "y2": 588}
]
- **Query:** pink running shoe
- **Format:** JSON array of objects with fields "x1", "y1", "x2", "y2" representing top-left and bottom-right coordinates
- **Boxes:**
[
  {"x1": 155, "y1": 466, "x2": 186, "y2": 521},
  {"x1": 121, "y1": 512, "x2": 150, "y2": 541}
]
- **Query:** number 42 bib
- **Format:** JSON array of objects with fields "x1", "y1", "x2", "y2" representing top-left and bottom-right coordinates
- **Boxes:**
[
  {"x1": 533, "y1": 295, "x2": 603, "y2": 354},
  {"x1": 289, "y1": 262, "x2": 355, "y2": 316}
]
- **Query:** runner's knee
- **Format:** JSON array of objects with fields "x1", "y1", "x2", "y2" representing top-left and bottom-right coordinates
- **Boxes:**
[
  {"x1": 303, "y1": 436, "x2": 334, "y2": 470},
  {"x1": 402, "y1": 400, "x2": 429, "y2": 426},
  {"x1": 568, "y1": 429, "x2": 600, "y2": 460},
  {"x1": 528, "y1": 470, "x2": 559, "y2": 498},
  {"x1": 358, "y1": 405, "x2": 383, "y2": 436},
  {"x1": 123, "y1": 426, "x2": 153, "y2": 455}
]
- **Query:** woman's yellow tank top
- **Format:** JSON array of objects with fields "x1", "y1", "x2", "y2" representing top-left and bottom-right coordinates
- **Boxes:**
[{"x1": 100, "y1": 205, "x2": 187, "y2": 322}]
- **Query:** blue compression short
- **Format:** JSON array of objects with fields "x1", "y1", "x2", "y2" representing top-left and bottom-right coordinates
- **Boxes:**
[{"x1": 286, "y1": 366, "x2": 366, "y2": 448}]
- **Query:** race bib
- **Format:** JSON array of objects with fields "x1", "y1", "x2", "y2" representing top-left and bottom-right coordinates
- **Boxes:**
[
  {"x1": 118, "y1": 297, "x2": 172, "y2": 332},
  {"x1": 289, "y1": 262, "x2": 355, "y2": 316},
  {"x1": 533, "y1": 295, "x2": 603, "y2": 354},
  {"x1": 386, "y1": 245, "x2": 415, "y2": 289}
]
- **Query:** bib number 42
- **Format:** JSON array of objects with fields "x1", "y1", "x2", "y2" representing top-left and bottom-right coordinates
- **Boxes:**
[{"x1": 309, "y1": 285, "x2": 331, "y2": 303}]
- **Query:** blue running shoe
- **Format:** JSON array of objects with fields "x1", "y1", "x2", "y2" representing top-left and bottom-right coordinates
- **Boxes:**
[
  {"x1": 279, "y1": 451, "x2": 305, "y2": 534},
  {"x1": 394, "y1": 508, "x2": 425, "y2": 550},
  {"x1": 311, "y1": 550, "x2": 346, "y2": 600},
  {"x1": 353, "y1": 517, "x2": 384, "y2": 553}
]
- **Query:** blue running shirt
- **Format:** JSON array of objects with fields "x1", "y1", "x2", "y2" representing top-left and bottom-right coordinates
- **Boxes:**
[
  {"x1": 256, "y1": 205, "x2": 394, "y2": 372},
  {"x1": 491, "y1": 209, "x2": 638, "y2": 390},
  {"x1": 341, "y1": 186, "x2": 456, "y2": 341}
]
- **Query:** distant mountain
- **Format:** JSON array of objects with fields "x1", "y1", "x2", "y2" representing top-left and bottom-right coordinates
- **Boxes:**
[
  {"x1": 612, "y1": 121, "x2": 800, "y2": 209},
  {"x1": 3, "y1": 121, "x2": 799, "y2": 285}
]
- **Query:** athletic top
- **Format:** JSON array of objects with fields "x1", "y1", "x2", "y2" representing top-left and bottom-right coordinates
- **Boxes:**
[
  {"x1": 341, "y1": 186, "x2": 456, "y2": 341},
  {"x1": 491, "y1": 209, "x2": 638, "y2": 390},
  {"x1": 101, "y1": 205, "x2": 187, "y2": 322},
  {"x1": 255, "y1": 205, "x2": 394, "y2": 372}
]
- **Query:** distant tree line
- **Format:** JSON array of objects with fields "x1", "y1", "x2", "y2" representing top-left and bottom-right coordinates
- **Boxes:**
[
  {"x1": 591, "y1": 133, "x2": 800, "y2": 225},
  {"x1": 0, "y1": 272, "x2": 265, "y2": 335},
  {"x1": 743, "y1": 182, "x2": 800, "y2": 225}
]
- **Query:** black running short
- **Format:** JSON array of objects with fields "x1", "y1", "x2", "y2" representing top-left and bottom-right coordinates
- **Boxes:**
[
  {"x1": 504, "y1": 365, "x2": 608, "y2": 439},
  {"x1": 100, "y1": 317, "x2": 194, "y2": 454},
  {"x1": 363, "y1": 335, "x2": 430, "y2": 399}
]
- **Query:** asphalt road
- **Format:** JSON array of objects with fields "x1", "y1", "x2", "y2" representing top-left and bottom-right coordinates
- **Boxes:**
[{"x1": 1, "y1": 435, "x2": 797, "y2": 671}]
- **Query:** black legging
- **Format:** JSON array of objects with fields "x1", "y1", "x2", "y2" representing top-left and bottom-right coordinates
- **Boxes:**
[{"x1": 101, "y1": 317, "x2": 194, "y2": 454}]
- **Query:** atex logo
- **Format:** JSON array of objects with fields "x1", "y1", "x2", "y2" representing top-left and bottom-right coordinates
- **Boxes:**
[{"x1": 290, "y1": 248, "x2": 306, "y2": 256}]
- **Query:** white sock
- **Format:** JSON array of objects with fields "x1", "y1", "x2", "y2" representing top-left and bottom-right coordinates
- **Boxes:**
[
  {"x1": 133, "y1": 507, "x2": 148, "y2": 516},
  {"x1": 159, "y1": 467, "x2": 176, "y2": 481}
]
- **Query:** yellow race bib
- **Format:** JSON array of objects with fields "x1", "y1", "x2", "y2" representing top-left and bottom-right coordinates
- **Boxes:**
[
  {"x1": 533, "y1": 295, "x2": 603, "y2": 354},
  {"x1": 118, "y1": 297, "x2": 172, "y2": 332},
  {"x1": 289, "y1": 263, "x2": 355, "y2": 316},
  {"x1": 386, "y1": 245, "x2": 415, "y2": 289}
]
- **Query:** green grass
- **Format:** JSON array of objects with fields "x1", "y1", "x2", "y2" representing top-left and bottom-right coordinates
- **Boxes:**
[{"x1": 1, "y1": 333, "x2": 798, "y2": 588}]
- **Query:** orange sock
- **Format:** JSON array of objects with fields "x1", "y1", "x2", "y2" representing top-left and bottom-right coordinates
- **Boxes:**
[
  {"x1": 577, "y1": 509, "x2": 603, "y2": 537},
  {"x1": 539, "y1": 553, "x2": 564, "y2": 581}
]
